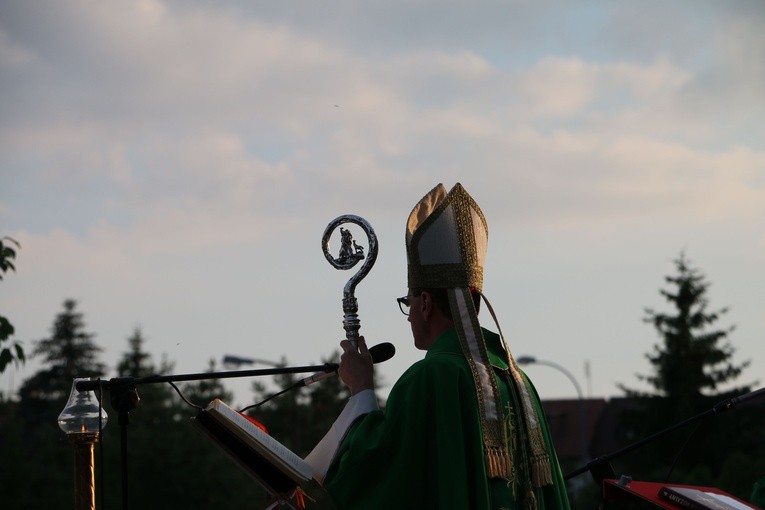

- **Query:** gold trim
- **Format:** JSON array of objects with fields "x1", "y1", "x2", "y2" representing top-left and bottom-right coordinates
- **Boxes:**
[
  {"x1": 449, "y1": 288, "x2": 511, "y2": 480},
  {"x1": 407, "y1": 183, "x2": 487, "y2": 291}
]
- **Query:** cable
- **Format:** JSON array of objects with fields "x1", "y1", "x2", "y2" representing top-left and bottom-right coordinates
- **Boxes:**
[
  {"x1": 167, "y1": 381, "x2": 204, "y2": 410},
  {"x1": 238, "y1": 382, "x2": 302, "y2": 413},
  {"x1": 664, "y1": 421, "x2": 702, "y2": 483}
]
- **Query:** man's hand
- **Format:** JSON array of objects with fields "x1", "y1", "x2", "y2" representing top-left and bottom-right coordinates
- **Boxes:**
[{"x1": 339, "y1": 336, "x2": 374, "y2": 395}]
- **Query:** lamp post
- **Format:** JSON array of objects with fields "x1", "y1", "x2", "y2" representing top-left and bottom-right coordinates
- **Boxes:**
[
  {"x1": 516, "y1": 356, "x2": 588, "y2": 463},
  {"x1": 58, "y1": 378, "x2": 108, "y2": 510}
]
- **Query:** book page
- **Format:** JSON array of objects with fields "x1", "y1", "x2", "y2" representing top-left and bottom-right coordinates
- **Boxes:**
[
  {"x1": 207, "y1": 399, "x2": 312, "y2": 481},
  {"x1": 662, "y1": 486, "x2": 758, "y2": 510},
  {"x1": 705, "y1": 493, "x2": 757, "y2": 510}
]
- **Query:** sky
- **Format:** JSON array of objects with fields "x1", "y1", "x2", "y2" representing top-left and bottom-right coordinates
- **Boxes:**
[{"x1": 1, "y1": 0, "x2": 763, "y2": 411}]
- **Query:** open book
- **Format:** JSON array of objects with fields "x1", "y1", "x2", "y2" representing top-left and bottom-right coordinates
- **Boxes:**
[
  {"x1": 194, "y1": 399, "x2": 313, "y2": 496},
  {"x1": 659, "y1": 486, "x2": 760, "y2": 510}
]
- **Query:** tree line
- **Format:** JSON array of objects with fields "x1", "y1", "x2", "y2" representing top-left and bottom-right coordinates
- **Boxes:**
[{"x1": 0, "y1": 295, "x2": 357, "y2": 509}]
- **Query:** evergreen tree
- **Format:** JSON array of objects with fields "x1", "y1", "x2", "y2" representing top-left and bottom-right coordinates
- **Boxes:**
[
  {"x1": 11, "y1": 299, "x2": 107, "y2": 508},
  {"x1": 19, "y1": 299, "x2": 107, "y2": 404},
  {"x1": 106, "y1": 333, "x2": 265, "y2": 509},
  {"x1": 615, "y1": 253, "x2": 761, "y2": 498},
  {"x1": 179, "y1": 357, "x2": 234, "y2": 407},
  {"x1": 116, "y1": 327, "x2": 158, "y2": 377},
  {"x1": 113, "y1": 326, "x2": 177, "y2": 432},
  {"x1": 624, "y1": 253, "x2": 750, "y2": 401},
  {"x1": 2, "y1": 313, "x2": 272, "y2": 509}
]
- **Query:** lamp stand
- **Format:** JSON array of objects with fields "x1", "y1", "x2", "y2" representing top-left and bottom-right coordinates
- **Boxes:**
[{"x1": 68, "y1": 432, "x2": 100, "y2": 510}]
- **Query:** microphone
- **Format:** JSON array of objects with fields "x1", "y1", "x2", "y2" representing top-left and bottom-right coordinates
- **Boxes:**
[
  {"x1": 237, "y1": 342, "x2": 396, "y2": 412},
  {"x1": 367, "y1": 341, "x2": 396, "y2": 363},
  {"x1": 298, "y1": 342, "x2": 395, "y2": 387}
]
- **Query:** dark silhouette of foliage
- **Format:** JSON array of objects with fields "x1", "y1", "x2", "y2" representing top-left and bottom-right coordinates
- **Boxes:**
[
  {"x1": 622, "y1": 253, "x2": 750, "y2": 401},
  {"x1": 116, "y1": 327, "x2": 159, "y2": 378},
  {"x1": 0, "y1": 301, "x2": 389, "y2": 509},
  {"x1": 19, "y1": 299, "x2": 107, "y2": 405},
  {"x1": 4, "y1": 299, "x2": 107, "y2": 508},
  {"x1": 105, "y1": 346, "x2": 266, "y2": 510},
  {"x1": 0, "y1": 236, "x2": 25, "y2": 373},
  {"x1": 179, "y1": 357, "x2": 234, "y2": 407},
  {"x1": 615, "y1": 253, "x2": 761, "y2": 501}
]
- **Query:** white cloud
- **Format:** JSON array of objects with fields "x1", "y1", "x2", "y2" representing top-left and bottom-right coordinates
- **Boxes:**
[
  {"x1": 517, "y1": 56, "x2": 691, "y2": 119},
  {"x1": 519, "y1": 57, "x2": 597, "y2": 117},
  {"x1": 3, "y1": 1, "x2": 765, "y2": 403}
]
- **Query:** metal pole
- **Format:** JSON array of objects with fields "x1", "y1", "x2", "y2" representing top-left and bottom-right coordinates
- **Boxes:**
[
  {"x1": 517, "y1": 356, "x2": 588, "y2": 463},
  {"x1": 68, "y1": 432, "x2": 99, "y2": 510}
]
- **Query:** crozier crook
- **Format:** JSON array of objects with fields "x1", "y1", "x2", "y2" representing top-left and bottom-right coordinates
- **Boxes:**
[{"x1": 322, "y1": 215, "x2": 378, "y2": 348}]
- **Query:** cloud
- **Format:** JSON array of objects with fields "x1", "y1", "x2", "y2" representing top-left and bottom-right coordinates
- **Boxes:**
[
  {"x1": 3, "y1": 0, "x2": 764, "y2": 249},
  {"x1": 2, "y1": 1, "x2": 765, "y2": 405},
  {"x1": 1, "y1": 1, "x2": 354, "y2": 127},
  {"x1": 514, "y1": 56, "x2": 691, "y2": 120},
  {"x1": 677, "y1": 12, "x2": 765, "y2": 135}
]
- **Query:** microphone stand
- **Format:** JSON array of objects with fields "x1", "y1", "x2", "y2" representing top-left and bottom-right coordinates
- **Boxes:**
[
  {"x1": 565, "y1": 386, "x2": 765, "y2": 484},
  {"x1": 77, "y1": 363, "x2": 338, "y2": 510}
]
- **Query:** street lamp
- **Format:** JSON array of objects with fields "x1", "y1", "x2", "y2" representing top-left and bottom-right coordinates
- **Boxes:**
[
  {"x1": 516, "y1": 356, "x2": 588, "y2": 463},
  {"x1": 516, "y1": 356, "x2": 584, "y2": 400},
  {"x1": 58, "y1": 378, "x2": 108, "y2": 510}
]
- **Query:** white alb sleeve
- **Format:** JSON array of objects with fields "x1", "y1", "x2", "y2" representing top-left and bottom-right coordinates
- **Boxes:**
[{"x1": 303, "y1": 389, "x2": 378, "y2": 484}]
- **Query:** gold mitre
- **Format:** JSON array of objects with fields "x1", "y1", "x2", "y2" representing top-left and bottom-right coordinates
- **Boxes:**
[{"x1": 406, "y1": 183, "x2": 488, "y2": 291}]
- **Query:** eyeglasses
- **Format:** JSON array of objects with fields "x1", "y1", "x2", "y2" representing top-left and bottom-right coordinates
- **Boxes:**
[
  {"x1": 396, "y1": 296, "x2": 410, "y2": 315},
  {"x1": 396, "y1": 292, "x2": 422, "y2": 316}
]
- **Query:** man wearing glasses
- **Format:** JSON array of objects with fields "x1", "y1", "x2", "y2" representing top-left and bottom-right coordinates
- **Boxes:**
[{"x1": 306, "y1": 183, "x2": 570, "y2": 510}]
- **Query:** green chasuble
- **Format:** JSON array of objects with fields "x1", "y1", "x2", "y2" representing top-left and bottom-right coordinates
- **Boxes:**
[{"x1": 323, "y1": 328, "x2": 571, "y2": 510}]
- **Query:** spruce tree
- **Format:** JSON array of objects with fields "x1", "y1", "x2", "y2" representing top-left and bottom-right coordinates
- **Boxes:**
[
  {"x1": 19, "y1": 299, "x2": 107, "y2": 404},
  {"x1": 616, "y1": 253, "x2": 759, "y2": 496},
  {"x1": 622, "y1": 253, "x2": 750, "y2": 403},
  {"x1": 13, "y1": 299, "x2": 107, "y2": 508},
  {"x1": 116, "y1": 327, "x2": 157, "y2": 378}
]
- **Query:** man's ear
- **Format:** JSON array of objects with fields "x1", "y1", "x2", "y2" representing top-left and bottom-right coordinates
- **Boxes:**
[{"x1": 420, "y1": 291, "x2": 433, "y2": 320}]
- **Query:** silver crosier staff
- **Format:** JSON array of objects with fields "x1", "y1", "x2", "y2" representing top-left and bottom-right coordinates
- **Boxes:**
[{"x1": 321, "y1": 215, "x2": 378, "y2": 348}]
